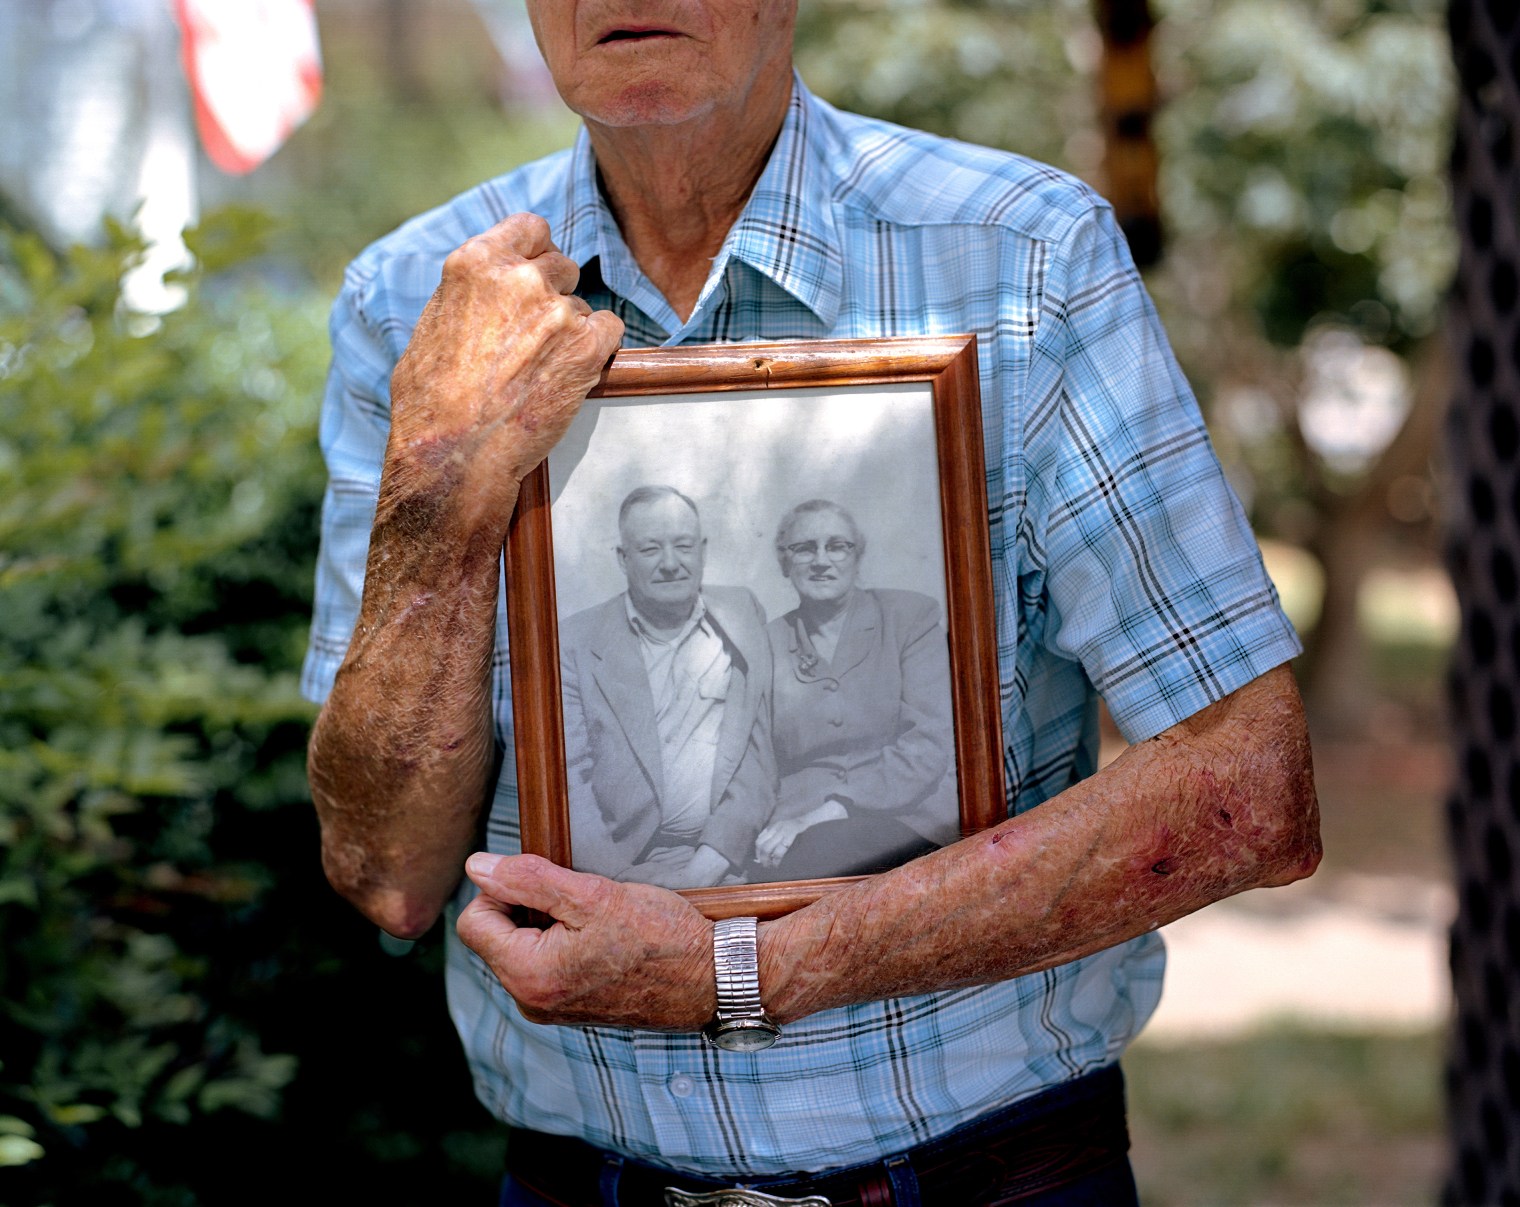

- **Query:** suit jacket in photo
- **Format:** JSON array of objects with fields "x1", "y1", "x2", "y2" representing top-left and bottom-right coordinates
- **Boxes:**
[
  {"x1": 559, "y1": 585, "x2": 776, "y2": 881},
  {"x1": 766, "y1": 587, "x2": 959, "y2": 848}
]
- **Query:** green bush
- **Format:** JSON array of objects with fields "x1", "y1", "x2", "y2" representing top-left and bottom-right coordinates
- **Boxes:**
[
  {"x1": 0, "y1": 213, "x2": 320, "y2": 1196},
  {"x1": 0, "y1": 216, "x2": 503, "y2": 1204}
]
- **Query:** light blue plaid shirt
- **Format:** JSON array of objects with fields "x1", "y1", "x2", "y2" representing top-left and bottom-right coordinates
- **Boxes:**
[{"x1": 303, "y1": 77, "x2": 1300, "y2": 1177}]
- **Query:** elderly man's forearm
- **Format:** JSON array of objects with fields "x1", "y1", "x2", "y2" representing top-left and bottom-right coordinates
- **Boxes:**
[
  {"x1": 309, "y1": 213, "x2": 625, "y2": 935},
  {"x1": 308, "y1": 486, "x2": 510, "y2": 937},
  {"x1": 759, "y1": 665, "x2": 1321, "y2": 1022}
]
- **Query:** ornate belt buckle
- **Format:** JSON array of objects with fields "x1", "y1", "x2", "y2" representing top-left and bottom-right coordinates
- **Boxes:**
[{"x1": 663, "y1": 1188, "x2": 831, "y2": 1207}]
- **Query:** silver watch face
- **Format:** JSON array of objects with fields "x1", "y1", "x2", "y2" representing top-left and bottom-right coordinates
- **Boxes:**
[{"x1": 707, "y1": 1018, "x2": 780, "y2": 1052}]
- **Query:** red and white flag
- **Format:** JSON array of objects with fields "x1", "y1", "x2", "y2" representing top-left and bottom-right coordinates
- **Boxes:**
[{"x1": 174, "y1": 0, "x2": 323, "y2": 175}]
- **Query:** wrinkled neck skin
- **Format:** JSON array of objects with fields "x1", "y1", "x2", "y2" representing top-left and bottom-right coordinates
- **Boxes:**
[{"x1": 585, "y1": 69, "x2": 791, "y2": 322}]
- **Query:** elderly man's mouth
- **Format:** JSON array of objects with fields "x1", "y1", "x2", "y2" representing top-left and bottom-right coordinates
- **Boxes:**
[{"x1": 598, "y1": 28, "x2": 681, "y2": 44}]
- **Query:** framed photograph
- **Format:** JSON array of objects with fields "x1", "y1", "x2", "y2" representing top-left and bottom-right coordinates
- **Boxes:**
[{"x1": 504, "y1": 335, "x2": 1005, "y2": 920}]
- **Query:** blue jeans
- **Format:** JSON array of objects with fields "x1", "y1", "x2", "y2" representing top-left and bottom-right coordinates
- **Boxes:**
[
  {"x1": 497, "y1": 1063, "x2": 1139, "y2": 1206},
  {"x1": 496, "y1": 1175, "x2": 559, "y2": 1207},
  {"x1": 499, "y1": 1160, "x2": 1138, "y2": 1206}
]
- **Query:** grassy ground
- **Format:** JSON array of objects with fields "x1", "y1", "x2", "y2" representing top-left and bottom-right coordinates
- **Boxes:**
[{"x1": 1127, "y1": 1028, "x2": 1445, "y2": 1206}]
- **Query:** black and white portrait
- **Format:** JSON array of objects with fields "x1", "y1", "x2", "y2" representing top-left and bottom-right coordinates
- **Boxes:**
[{"x1": 547, "y1": 383, "x2": 961, "y2": 889}]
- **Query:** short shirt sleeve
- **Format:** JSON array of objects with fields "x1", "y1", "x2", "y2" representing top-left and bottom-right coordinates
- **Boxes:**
[{"x1": 1026, "y1": 204, "x2": 1301, "y2": 743}]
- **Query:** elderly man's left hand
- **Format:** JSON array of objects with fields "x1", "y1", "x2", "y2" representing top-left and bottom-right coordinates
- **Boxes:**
[{"x1": 457, "y1": 853, "x2": 714, "y2": 1030}]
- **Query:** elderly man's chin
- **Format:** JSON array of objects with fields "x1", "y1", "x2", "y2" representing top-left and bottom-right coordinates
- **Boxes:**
[
  {"x1": 562, "y1": 39, "x2": 787, "y2": 130},
  {"x1": 572, "y1": 77, "x2": 728, "y2": 129}
]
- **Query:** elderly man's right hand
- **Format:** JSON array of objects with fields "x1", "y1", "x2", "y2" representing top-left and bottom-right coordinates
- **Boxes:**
[{"x1": 382, "y1": 212, "x2": 624, "y2": 527}]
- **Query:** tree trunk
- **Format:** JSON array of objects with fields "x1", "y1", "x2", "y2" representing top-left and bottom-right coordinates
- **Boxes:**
[
  {"x1": 1299, "y1": 333, "x2": 1450, "y2": 734},
  {"x1": 384, "y1": 0, "x2": 423, "y2": 102},
  {"x1": 1094, "y1": 0, "x2": 1161, "y2": 267},
  {"x1": 1443, "y1": 3, "x2": 1520, "y2": 1202},
  {"x1": 1301, "y1": 511, "x2": 1380, "y2": 730}
]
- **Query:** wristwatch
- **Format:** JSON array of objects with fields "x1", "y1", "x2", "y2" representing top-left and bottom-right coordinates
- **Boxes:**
[{"x1": 703, "y1": 916, "x2": 781, "y2": 1052}]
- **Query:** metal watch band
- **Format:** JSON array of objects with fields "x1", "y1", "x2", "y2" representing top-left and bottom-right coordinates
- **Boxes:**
[
  {"x1": 705, "y1": 916, "x2": 780, "y2": 1051},
  {"x1": 712, "y1": 916, "x2": 765, "y2": 1021}
]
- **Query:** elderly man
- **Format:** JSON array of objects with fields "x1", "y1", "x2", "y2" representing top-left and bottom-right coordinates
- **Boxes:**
[
  {"x1": 304, "y1": 2, "x2": 1319, "y2": 1204},
  {"x1": 560, "y1": 485, "x2": 774, "y2": 889}
]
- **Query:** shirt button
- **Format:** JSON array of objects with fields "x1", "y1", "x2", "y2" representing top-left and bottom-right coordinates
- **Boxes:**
[
  {"x1": 668, "y1": 1073, "x2": 696, "y2": 1098},
  {"x1": 823, "y1": 681, "x2": 838, "y2": 692}
]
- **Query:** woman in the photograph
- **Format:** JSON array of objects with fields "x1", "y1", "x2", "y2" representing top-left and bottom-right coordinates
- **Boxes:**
[{"x1": 754, "y1": 499, "x2": 961, "y2": 881}]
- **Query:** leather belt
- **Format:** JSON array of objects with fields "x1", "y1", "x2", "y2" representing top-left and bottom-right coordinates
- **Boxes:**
[{"x1": 504, "y1": 1064, "x2": 1130, "y2": 1207}]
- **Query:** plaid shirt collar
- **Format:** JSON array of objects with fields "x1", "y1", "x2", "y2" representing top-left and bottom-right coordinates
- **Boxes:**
[{"x1": 555, "y1": 73, "x2": 846, "y2": 335}]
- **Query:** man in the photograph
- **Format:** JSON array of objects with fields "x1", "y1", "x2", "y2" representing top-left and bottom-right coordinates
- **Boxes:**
[
  {"x1": 303, "y1": 2, "x2": 1320, "y2": 1203},
  {"x1": 559, "y1": 484, "x2": 774, "y2": 889}
]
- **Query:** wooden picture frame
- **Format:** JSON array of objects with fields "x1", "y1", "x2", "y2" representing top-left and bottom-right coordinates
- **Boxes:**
[{"x1": 504, "y1": 335, "x2": 1005, "y2": 920}]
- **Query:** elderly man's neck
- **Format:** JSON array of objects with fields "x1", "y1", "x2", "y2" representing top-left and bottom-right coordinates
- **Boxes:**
[{"x1": 587, "y1": 75, "x2": 791, "y2": 324}]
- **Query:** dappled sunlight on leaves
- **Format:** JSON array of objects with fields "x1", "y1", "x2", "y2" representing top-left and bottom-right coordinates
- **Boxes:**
[{"x1": 0, "y1": 210, "x2": 324, "y2": 1192}]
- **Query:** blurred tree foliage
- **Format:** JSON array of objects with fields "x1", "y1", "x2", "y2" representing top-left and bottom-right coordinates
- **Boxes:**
[
  {"x1": 794, "y1": 0, "x2": 1453, "y2": 465},
  {"x1": 0, "y1": 213, "x2": 316, "y2": 1195},
  {"x1": 0, "y1": 217, "x2": 503, "y2": 1203},
  {"x1": 796, "y1": 0, "x2": 1103, "y2": 171},
  {"x1": 1154, "y1": 0, "x2": 1453, "y2": 354},
  {"x1": 795, "y1": 0, "x2": 1455, "y2": 723},
  {"x1": 231, "y1": 3, "x2": 578, "y2": 289},
  {"x1": 1145, "y1": 0, "x2": 1455, "y2": 723},
  {"x1": 266, "y1": 75, "x2": 578, "y2": 289}
]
